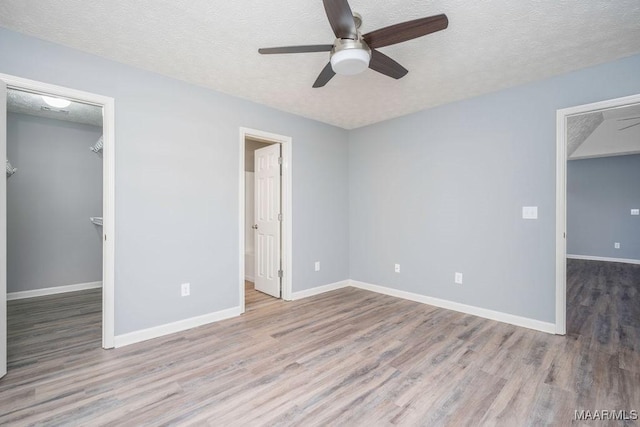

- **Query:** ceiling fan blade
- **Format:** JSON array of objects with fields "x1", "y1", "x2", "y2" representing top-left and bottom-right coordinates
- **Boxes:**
[
  {"x1": 617, "y1": 116, "x2": 640, "y2": 121},
  {"x1": 258, "y1": 45, "x2": 334, "y2": 55},
  {"x1": 313, "y1": 63, "x2": 336, "y2": 88},
  {"x1": 369, "y1": 49, "x2": 408, "y2": 79},
  {"x1": 618, "y1": 122, "x2": 640, "y2": 131},
  {"x1": 364, "y1": 14, "x2": 449, "y2": 48},
  {"x1": 323, "y1": 0, "x2": 357, "y2": 39}
]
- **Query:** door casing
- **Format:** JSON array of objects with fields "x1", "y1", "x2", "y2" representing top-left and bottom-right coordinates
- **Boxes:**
[
  {"x1": 1, "y1": 80, "x2": 6, "y2": 378},
  {"x1": 0, "y1": 73, "x2": 116, "y2": 349},
  {"x1": 239, "y1": 127, "x2": 292, "y2": 312}
]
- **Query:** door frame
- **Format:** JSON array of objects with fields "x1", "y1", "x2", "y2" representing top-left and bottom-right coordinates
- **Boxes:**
[
  {"x1": 239, "y1": 127, "x2": 292, "y2": 312},
  {"x1": 1, "y1": 73, "x2": 116, "y2": 348},
  {"x1": 555, "y1": 92, "x2": 640, "y2": 335}
]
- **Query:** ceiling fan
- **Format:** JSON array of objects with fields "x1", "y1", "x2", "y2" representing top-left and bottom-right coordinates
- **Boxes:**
[
  {"x1": 258, "y1": 0, "x2": 448, "y2": 88},
  {"x1": 618, "y1": 116, "x2": 640, "y2": 131}
]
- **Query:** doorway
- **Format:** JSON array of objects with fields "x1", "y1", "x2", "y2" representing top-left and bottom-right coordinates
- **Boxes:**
[
  {"x1": 0, "y1": 74, "x2": 115, "y2": 379},
  {"x1": 555, "y1": 92, "x2": 640, "y2": 334},
  {"x1": 239, "y1": 128, "x2": 292, "y2": 313}
]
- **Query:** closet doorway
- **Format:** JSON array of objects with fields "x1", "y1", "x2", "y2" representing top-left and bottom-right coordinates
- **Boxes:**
[
  {"x1": 0, "y1": 75, "x2": 115, "y2": 380},
  {"x1": 239, "y1": 128, "x2": 292, "y2": 313}
]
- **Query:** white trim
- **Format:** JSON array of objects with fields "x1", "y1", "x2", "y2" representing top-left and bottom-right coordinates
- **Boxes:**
[
  {"x1": 114, "y1": 306, "x2": 241, "y2": 348},
  {"x1": 567, "y1": 254, "x2": 640, "y2": 265},
  {"x1": 555, "y1": 107, "x2": 568, "y2": 335},
  {"x1": 102, "y1": 96, "x2": 116, "y2": 350},
  {"x1": 0, "y1": 73, "x2": 116, "y2": 349},
  {"x1": 0, "y1": 80, "x2": 6, "y2": 378},
  {"x1": 7, "y1": 281, "x2": 102, "y2": 301},
  {"x1": 281, "y1": 137, "x2": 293, "y2": 301},
  {"x1": 238, "y1": 127, "x2": 293, "y2": 314},
  {"x1": 239, "y1": 130, "x2": 245, "y2": 314},
  {"x1": 291, "y1": 280, "x2": 350, "y2": 300},
  {"x1": 245, "y1": 275, "x2": 255, "y2": 283},
  {"x1": 350, "y1": 280, "x2": 556, "y2": 334},
  {"x1": 556, "y1": 92, "x2": 640, "y2": 336}
]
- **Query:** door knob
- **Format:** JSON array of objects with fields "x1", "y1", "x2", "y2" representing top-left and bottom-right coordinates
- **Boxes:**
[{"x1": 252, "y1": 224, "x2": 258, "y2": 229}]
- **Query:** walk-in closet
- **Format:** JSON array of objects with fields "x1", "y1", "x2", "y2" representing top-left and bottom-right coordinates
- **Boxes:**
[{"x1": 5, "y1": 89, "x2": 104, "y2": 365}]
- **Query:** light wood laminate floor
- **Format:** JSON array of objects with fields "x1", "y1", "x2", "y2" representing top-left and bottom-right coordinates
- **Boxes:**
[
  {"x1": 245, "y1": 280, "x2": 281, "y2": 312},
  {"x1": 1, "y1": 261, "x2": 639, "y2": 426}
]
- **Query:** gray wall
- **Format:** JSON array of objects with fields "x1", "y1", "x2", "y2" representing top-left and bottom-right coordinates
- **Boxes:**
[
  {"x1": 0, "y1": 28, "x2": 350, "y2": 335},
  {"x1": 349, "y1": 53, "x2": 640, "y2": 323},
  {"x1": 7, "y1": 113, "x2": 103, "y2": 292},
  {"x1": 567, "y1": 154, "x2": 640, "y2": 260},
  {"x1": 2, "y1": 27, "x2": 639, "y2": 334}
]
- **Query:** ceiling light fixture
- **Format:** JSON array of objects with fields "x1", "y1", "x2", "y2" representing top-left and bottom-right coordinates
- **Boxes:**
[
  {"x1": 330, "y1": 39, "x2": 371, "y2": 75},
  {"x1": 42, "y1": 95, "x2": 71, "y2": 108}
]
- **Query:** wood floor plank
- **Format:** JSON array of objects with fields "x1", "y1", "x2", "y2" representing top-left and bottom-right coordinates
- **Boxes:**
[{"x1": 1, "y1": 260, "x2": 638, "y2": 426}]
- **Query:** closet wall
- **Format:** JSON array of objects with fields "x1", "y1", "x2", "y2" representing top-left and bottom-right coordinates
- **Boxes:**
[{"x1": 7, "y1": 112, "x2": 103, "y2": 293}]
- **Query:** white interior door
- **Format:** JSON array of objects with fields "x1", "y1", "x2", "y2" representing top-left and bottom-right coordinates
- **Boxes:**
[
  {"x1": 254, "y1": 144, "x2": 281, "y2": 298},
  {"x1": 1, "y1": 80, "x2": 7, "y2": 379}
]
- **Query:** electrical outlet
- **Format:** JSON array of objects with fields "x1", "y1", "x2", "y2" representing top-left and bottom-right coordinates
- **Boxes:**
[
  {"x1": 394, "y1": 264, "x2": 400, "y2": 273},
  {"x1": 315, "y1": 261, "x2": 320, "y2": 272},
  {"x1": 614, "y1": 242, "x2": 620, "y2": 249},
  {"x1": 631, "y1": 209, "x2": 639, "y2": 216},
  {"x1": 181, "y1": 283, "x2": 190, "y2": 297},
  {"x1": 455, "y1": 272, "x2": 463, "y2": 284}
]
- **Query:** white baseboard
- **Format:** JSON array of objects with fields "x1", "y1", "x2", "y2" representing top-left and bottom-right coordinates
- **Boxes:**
[
  {"x1": 7, "y1": 281, "x2": 103, "y2": 301},
  {"x1": 245, "y1": 275, "x2": 255, "y2": 283},
  {"x1": 291, "y1": 280, "x2": 350, "y2": 300},
  {"x1": 349, "y1": 280, "x2": 556, "y2": 334},
  {"x1": 114, "y1": 306, "x2": 242, "y2": 348},
  {"x1": 567, "y1": 254, "x2": 640, "y2": 265}
]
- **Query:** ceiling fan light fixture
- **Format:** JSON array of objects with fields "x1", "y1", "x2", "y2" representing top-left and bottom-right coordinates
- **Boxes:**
[
  {"x1": 331, "y1": 48, "x2": 370, "y2": 75},
  {"x1": 330, "y1": 39, "x2": 371, "y2": 75},
  {"x1": 42, "y1": 95, "x2": 71, "y2": 108}
]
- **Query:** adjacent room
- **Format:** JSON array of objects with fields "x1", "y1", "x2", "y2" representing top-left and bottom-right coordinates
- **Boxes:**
[
  {"x1": 0, "y1": 0, "x2": 639, "y2": 425},
  {"x1": 565, "y1": 104, "x2": 640, "y2": 350}
]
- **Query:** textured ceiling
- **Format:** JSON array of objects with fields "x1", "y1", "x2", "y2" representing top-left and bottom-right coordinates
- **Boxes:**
[
  {"x1": 567, "y1": 112, "x2": 604, "y2": 157},
  {"x1": 7, "y1": 89, "x2": 103, "y2": 127},
  {"x1": 569, "y1": 103, "x2": 640, "y2": 159},
  {"x1": 1, "y1": 1, "x2": 639, "y2": 129}
]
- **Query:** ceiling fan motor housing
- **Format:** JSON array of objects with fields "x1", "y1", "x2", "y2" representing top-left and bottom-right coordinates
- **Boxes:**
[{"x1": 330, "y1": 38, "x2": 371, "y2": 75}]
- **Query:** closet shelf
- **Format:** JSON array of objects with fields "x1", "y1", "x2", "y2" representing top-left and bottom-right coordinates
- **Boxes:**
[
  {"x1": 90, "y1": 217, "x2": 103, "y2": 226},
  {"x1": 90, "y1": 135, "x2": 104, "y2": 153}
]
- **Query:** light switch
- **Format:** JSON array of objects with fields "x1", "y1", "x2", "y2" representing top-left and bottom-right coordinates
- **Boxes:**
[
  {"x1": 522, "y1": 206, "x2": 538, "y2": 219},
  {"x1": 632, "y1": 209, "x2": 639, "y2": 216}
]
